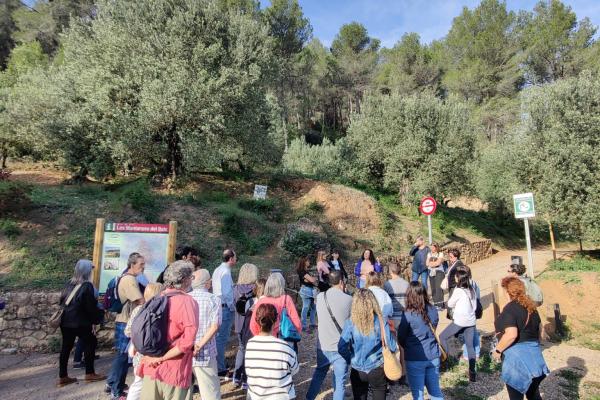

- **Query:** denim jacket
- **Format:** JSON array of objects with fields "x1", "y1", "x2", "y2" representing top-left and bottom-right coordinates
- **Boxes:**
[
  {"x1": 501, "y1": 341, "x2": 550, "y2": 394},
  {"x1": 338, "y1": 315, "x2": 398, "y2": 373}
]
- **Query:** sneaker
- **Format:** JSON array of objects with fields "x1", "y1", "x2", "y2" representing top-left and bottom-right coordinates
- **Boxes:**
[
  {"x1": 218, "y1": 370, "x2": 230, "y2": 381},
  {"x1": 56, "y1": 376, "x2": 77, "y2": 387},
  {"x1": 105, "y1": 383, "x2": 129, "y2": 394},
  {"x1": 72, "y1": 361, "x2": 85, "y2": 369},
  {"x1": 84, "y1": 373, "x2": 107, "y2": 382},
  {"x1": 241, "y1": 382, "x2": 248, "y2": 390},
  {"x1": 110, "y1": 396, "x2": 127, "y2": 400}
]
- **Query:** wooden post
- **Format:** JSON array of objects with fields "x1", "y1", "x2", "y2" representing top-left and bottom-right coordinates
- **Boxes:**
[
  {"x1": 548, "y1": 221, "x2": 557, "y2": 261},
  {"x1": 167, "y1": 220, "x2": 178, "y2": 264},
  {"x1": 554, "y1": 303, "x2": 564, "y2": 337},
  {"x1": 92, "y1": 218, "x2": 105, "y2": 289}
]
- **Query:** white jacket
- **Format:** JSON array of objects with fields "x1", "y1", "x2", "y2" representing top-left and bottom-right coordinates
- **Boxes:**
[{"x1": 448, "y1": 283, "x2": 479, "y2": 327}]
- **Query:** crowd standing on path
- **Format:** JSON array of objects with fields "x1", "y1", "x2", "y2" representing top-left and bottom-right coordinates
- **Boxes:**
[{"x1": 54, "y1": 242, "x2": 549, "y2": 400}]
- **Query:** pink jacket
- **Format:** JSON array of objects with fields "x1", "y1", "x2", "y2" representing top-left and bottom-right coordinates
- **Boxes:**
[{"x1": 138, "y1": 289, "x2": 199, "y2": 388}]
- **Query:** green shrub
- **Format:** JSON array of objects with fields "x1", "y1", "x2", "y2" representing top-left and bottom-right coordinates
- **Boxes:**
[
  {"x1": 282, "y1": 138, "x2": 346, "y2": 180},
  {"x1": 297, "y1": 201, "x2": 324, "y2": 219},
  {"x1": 116, "y1": 180, "x2": 159, "y2": 221},
  {"x1": 0, "y1": 181, "x2": 32, "y2": 215},
  {"x1": 549, "y1": 255, "x2": 600, "y2": 272},
  {"x1": 280, "y1": 230, "x2": 328, "y2": 258},
  {"x1": 217, "y1": 205, "x2": 276, "y2": 256},
  {"x1": 0, "y1": 219, "x2": 21, "y2": 238},
  {"x1": 185, "y1": 191, "x2": 230, "y2": 206}
]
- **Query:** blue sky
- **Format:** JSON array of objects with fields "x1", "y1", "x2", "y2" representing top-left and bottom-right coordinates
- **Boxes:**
[{"x1": 287, "y1": 0, "x2": 600, "y2": 48}]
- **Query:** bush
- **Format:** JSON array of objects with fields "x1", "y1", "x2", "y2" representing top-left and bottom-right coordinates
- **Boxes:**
[
  {"x1": 297, "y1": 201, "x2": 325, "y2": 219},
  {"x1": 280, "y1": 230, "x2": 321, "y2": 258},
  {"x1": 116, "y1": 180, "x2": 159, "y2": 221},
  {"x1": 0, "y1": 181, "x2": 32, "y2": 215},
  {"x1": 217, "y1": 205, "x2": 276, "y2": 256},
  {"x1": 282, "y1": 138, "x2": 346, "y2": 180},
  {"x1": 0, "y1": 219, "x2": 21, "y2": 238}
]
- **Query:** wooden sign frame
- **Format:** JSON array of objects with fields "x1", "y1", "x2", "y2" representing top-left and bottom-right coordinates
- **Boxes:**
[{"x1": 92, "y1": 218, "x2": 177, "y2": 291}]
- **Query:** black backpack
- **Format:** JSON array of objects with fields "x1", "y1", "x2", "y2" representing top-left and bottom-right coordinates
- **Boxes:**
[
  {"x1": 235, "y1": 290, "x2": 254, "y2": 315},
  {"x1": 131, "y1": 291, "x2": 179, "y2": 357}
]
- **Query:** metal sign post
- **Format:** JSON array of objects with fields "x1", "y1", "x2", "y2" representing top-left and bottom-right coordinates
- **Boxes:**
[
  {"x1": 419, "y1": 197, "x2": 437, "y2": 245},
  {"x1": 513, "y1": 193, "x2": 536, "y2": 278}
]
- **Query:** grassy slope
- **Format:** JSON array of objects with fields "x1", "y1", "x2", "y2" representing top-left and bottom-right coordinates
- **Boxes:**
[{"x1": 0, "y1": 170, "x2": 545, "y2": 290}]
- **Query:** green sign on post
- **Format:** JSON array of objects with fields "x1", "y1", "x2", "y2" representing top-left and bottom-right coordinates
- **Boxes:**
[{"x1": 513, "y1": 192, "x2": 535, "y2": 219}]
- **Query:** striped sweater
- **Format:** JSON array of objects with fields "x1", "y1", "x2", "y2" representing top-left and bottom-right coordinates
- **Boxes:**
[{"x1": 244, "y1": 335, "x2": 299, "y2": 399}]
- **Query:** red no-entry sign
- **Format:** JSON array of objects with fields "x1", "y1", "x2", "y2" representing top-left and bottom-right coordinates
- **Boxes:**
[{"x1": 419, "y1": 197, "x2": 437, "y2": 216}]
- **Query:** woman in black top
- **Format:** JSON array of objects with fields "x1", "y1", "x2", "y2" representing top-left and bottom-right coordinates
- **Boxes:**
[
  {"x1": 493, "y1": 277, "x2": 549, "y2": 400},
  {"x1": 297, "y1": 256, "x2": 318, "y2": 331},
  {"x1": 327, "y1": 249, "x2": 348, "y2": 281},
  {"x1": 57, "y1": 260, "x2": 105, "y2": 387}
]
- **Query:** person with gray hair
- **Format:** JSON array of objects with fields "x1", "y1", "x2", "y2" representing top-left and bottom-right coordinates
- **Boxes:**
[
  {"x1": 137, "y1": 260, "x2": 199, "y2": 399},
  {"x1": 249, "y1": 273, "x2": 301, "y2": 340},
  {"x1": 57, "y1": 260, "x2": 105, "y2": 387},
  {"x1": 190, "y1": 269, "x2": 222, "y2": 400}
]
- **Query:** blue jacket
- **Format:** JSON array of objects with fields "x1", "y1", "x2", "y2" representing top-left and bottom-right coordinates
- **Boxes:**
[
  {"x1": 501, "y1": 341, "x2": 549, "y2": 394},
  {"x1": 338, "y1": 315, "x2": 398, "y2": 373},
  {"x1": 354, "y1": 259, "x2": 383, "y2": 277},
  {"x1": 397, "y1": 305, "x2": 440, "y2": 361}
]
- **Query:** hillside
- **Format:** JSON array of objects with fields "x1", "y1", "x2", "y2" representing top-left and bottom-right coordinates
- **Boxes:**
[{"x1": 0, "y1": 161, "x2": 515, "y2": 289}]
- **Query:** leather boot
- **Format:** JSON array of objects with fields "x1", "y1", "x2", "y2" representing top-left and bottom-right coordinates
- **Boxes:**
[
  {"x1": 468, "y1": 359, "x2": 477, "y2": 382},
  {"x1": 85, "y1": 373, "x2": 107, "y2": 382},
  {"x1": 56, "y1": 376, "x2": 77, "y2": 387}
]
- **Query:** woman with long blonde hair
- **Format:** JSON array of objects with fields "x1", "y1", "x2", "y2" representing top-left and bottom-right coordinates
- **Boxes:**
[
  {"x1": 338, "y1": 289, "x2": 397, "y2": 400},
  {"x1": 493, "y1": 277, "x2": 549, "y2": 400},
  {"x1": 233, "y1": 263, "x2": 259, "y2": 386}
]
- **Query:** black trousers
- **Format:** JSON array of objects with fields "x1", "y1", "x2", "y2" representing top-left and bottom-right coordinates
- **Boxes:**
[
  {"x1": 430, "y1": 272, "x2": 445, "y2": 307},
  {"x1": 59, "y1": 326, "x2": 96, "y2": 377},
  {"x1": 506, "y1": 375, "x2": 545, "y2": 400},
  {"x1": 350, "y1": 366, "x2": 387, "y2": 400}
]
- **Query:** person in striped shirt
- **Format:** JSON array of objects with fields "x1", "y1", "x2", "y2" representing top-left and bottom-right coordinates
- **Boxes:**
[{"x1": 245, "y1": 303, "x2": 299, "y2": 400}]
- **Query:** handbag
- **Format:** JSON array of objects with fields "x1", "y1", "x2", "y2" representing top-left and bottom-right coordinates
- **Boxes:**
[
  {"x1": 49, "y1": 284, "x2": 82, "y2": 330},
  {"x1": 378, "y1": 316, "x2": 402, "y2": 381},
  {"x1": 279, "y1": 297, "x2": 301, "y2": 343},
  {"x1": 428, "y1": 321, "x2": 448, "y2": 362},
  {"x1": 324, "y1": 291, "x2": 343, "y2": 334}
]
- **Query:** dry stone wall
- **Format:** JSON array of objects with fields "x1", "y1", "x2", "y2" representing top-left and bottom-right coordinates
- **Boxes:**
[{"x1": 0, "y1": 291, "x2": 115, "y2": 352}]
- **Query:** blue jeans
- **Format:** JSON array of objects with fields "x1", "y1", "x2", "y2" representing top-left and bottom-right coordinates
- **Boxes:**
[
  {"x1": 412, "y1": 270, "x2": 429, "y2": 291},
  {"x1": 306, "y1": 348, "x2": 349, "y2": 400},
  {"x1": 461, "y1": 329, "x2": 481, "y2": 359},
  {"x1": 300, "y1": 287, "x2": 317, "y2": 329},
  {"x1": 107, "y1": 352, "x2": 129, "y2": 396},
  {"x1": 406, "y1": 358, "x2": 444, "y2": 400},
  {"x1": 216, "y1": 307, "x2": 234, "y2": 373},
  {"x1": 107, "y1": 322, "x2": 130, "y2": 396}
]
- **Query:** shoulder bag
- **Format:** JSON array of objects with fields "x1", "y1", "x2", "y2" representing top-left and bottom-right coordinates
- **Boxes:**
[
  {"x1": 49, "y1": 284, "x2": 83, "y2": 330},
  {"x1": 428, "y1": 321, "x2": 448, "y2": 362},
  {"x1": 378, "y1": 316, "x2": 402, "y2": 380},
  {"x1": 441, "y1": 260, "x2": 459, "y2": 291},
  {"x1": 324, "y1": 291, "x2": 343, "y2": 334},
  {"x1": 279, "y1": 297, "x2": 301, "y2": 343}
]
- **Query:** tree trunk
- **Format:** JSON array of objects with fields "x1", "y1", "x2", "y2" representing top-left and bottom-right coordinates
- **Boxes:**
[
  {"x1": 166, "y1": 124, "x2": 182, "y2": 180},
  {"x1": 1, "y1": 145, "x2": 7, "y2": 169}
]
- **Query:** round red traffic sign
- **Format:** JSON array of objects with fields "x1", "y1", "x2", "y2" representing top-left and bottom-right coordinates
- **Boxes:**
[{"x1": 419, "y1": 197, "x2": 437, "y2": 216}]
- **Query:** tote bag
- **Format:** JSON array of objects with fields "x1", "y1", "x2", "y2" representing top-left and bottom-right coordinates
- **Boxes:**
[{"x1": 279, "y1": 297, "x2": 301, "y2": 343}]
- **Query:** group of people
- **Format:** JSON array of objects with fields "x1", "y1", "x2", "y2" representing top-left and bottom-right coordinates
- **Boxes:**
[{"x1": 55, "y1": 242, "x2": 548, "y2": 400}]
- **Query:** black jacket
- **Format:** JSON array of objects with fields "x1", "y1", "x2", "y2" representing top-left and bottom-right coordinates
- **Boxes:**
[
  {"x1": 447, "y1": 259, "x2": 465, "y2": 291},
  {"x1": 59, "y1": 281, "x2": 104, "y2": 328},
  {"x1": 327, "y1": 259, "x2": 348, "y2": 281}
]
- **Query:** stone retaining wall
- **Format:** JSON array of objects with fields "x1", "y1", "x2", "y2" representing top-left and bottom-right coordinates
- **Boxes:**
[{"x1": 0, "y1": 291, "x2": 114, "y2": 352}]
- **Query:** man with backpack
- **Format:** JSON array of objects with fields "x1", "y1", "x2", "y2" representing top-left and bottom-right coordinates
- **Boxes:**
[
  {"x1": 306, "y1": 271, "x2": 352, "y2": 400},
  {"x1": 507, "y1": 263, "x2": 544, "y2": 306},
  {"x1": 212, "y1": 249, "x2": 237, "y2": 378},
  {"x1": 190, "y1": 268, "x2": 222, "y2": 400},
  {"x1": 136, "y1": 260, "x2": 199, "y2": 399},
  {"x1": 106, "y1": 253, "x2": 146, "y2": 400}
]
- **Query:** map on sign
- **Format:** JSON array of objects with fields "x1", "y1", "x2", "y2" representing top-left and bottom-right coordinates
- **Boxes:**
[
  {"x1": 253, "y1": 184, "x2": 268, "y2": 200},
  {"x1": 98, "y1": 223, "x2": 170, "y2": 293},
  {"x1": 513, "y1": 193, "x2": 535, "y2": 219}
]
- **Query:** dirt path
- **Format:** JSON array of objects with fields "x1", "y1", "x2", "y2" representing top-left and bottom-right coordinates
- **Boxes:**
[{"x1": 1, "y1": 245, "x2": 596, "y2": 400}]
